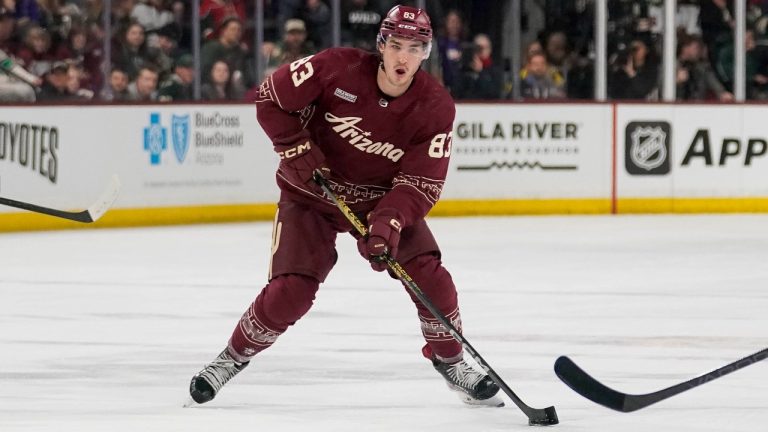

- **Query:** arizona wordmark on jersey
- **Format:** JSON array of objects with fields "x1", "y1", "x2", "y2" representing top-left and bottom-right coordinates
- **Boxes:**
[{"x1": 324, "y1": 112, "x2": 405, "y2": 162}]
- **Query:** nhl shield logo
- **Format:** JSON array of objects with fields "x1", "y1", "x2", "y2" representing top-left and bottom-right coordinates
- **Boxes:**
[
  {"x1": 171, "y1": 114, "x2": 190, "y2": 163},
  {"x1": 625, "y1": 121, "x2": 671, "y2": 175}
]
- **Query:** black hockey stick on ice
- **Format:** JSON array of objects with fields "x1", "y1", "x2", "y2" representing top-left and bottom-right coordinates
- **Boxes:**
[
  {"x1": 0, "y1": 175, "x2": 121, "y2": 223},
  {"x1": 313, "y1": 171, "x2": 558, "y2": 426},
  {"x1": 555, "y1": 348, "x2": 768, "y2": 413}
]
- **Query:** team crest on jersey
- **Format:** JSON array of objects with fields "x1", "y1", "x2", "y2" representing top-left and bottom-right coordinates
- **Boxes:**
[
  {"x1": 334, "y1": 88, "x2": 358, "y2": 103},
  {"x1": 325, "y1": 112, "x2": 404, "y2": 162}
]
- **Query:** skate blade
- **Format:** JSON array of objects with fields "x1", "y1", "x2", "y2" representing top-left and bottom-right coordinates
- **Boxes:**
[
  {"x1": 459, "y1": 393, "x2": 505, "y2": 407},
  {"x1": 182, "y1": 397, "x2": 199, "y2": 408}
]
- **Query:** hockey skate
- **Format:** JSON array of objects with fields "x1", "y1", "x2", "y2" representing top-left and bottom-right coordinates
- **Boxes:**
[
  {"x1": 188, "y1": 349, "x2": 249, "y2": 404},
  {"x1": 433, "y1": 357, "x2": 504, "y2": 407}
]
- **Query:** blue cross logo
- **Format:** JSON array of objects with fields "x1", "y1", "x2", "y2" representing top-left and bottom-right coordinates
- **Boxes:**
[{"x1": 143, "y1": 113, "x2": 167, "y2": 165}]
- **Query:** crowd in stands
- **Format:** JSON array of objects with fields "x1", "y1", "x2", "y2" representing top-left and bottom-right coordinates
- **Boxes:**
[{"x1": 1, "y1": 0, "x2": 768, "y2": 103}]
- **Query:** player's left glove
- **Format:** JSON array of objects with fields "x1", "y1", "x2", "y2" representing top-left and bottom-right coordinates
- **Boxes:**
[{"x1": 357, "y1": 208, "x2": 404, "y2": 272}]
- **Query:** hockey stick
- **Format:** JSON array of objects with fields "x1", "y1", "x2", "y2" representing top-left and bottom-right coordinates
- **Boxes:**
[
  {"x1": 0, "y1": 175, "x2": 121, "y2": 223},
  {"x1": 312, "y1": 171, "x2": 558, "y2": 426},
  {"x1": 555, "y1": 348, "x2": 768, "y2": 413}
]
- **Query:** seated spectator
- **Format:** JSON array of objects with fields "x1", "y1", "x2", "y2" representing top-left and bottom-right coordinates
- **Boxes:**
[
  {"x1": 608, "y1": 37, "x2": 659, "y2": 100},
  {"x1": 127, "y1": 65, "x2": 159, "y2": 101},
  {"x1": 131, "y1": 0, "x2": 174, "y2": 36},
  {"x1": 200, "y1": 0, "x2": 247, "y2": 40},
  {"x1": 341, "y1": 0, "x2": 382, "y2": 51},
  {"x1": 454, "y1": 34, "x2": 503, "y2": 100},
  {"x1": 15, "y1": 25, "x2": 53, "y2": 78},
  {"x1": 201, "y1": 59, "x2": 244, "y2": 100},
  {"x1": 149, "y1": 22, "x2": 183, "y2": 78},
  {"x1": 0, "y1": 8, "x2": 16, "y2": 53},
  {"x1": 264, "y1": 18, "x2": 315, "y2": 74},
  {"x1": 37, "y1": 60, "x2": 70, "y2": 100},
  {"x1": 100, "y1": 67, "x2": 131, "y2": 101},
  {"x1": 66, "y1": 61, "x2": 94, "y2": 100},
  {"x1": 158, "y1": 53, "x2": 194, "y2": 101},
  {"x1": 715, "y1": 29, "x2": 768, "y2": 99},
  {"x1": 112, "y1": 21, "x2": 163, "y2": 79},
  {"x1": 200, "y1": 16, "x2": 246, "y2": 87},
  {"x1": 520, "y1": 51, "x2": 566, "y2": 99},
  {"x1": 0, "y1": 52, "x2": 38, "y2": 102},
  {"x1": 676, "y1": 34, "x2": 733, "y2": 101}
]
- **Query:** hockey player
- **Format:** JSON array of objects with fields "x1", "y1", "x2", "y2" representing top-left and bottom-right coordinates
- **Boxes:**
[{"x1": 189, "y1": 5, "x2": 503, "y2": 408}]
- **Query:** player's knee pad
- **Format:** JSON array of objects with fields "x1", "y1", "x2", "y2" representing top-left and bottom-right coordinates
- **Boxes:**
[
  {"x1": 259, "y1": 274, "x2": 320, "y2": 326},
  {"x1": 401, "y1": 253, "x2": 458, "y2": 313}
]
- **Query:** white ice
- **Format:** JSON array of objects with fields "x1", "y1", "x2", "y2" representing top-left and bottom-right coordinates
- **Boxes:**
[{"x1": 1, "y1": 215, "x2": 766, "y2": 432}]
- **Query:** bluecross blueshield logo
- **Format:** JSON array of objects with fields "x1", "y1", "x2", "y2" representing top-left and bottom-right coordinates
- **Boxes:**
[
  {"x1": 171, "y1": 114, "x2": 190, "y2": 163},
  {"x1": 143, "y1": 113, "x2": 167, "y2": 165}
]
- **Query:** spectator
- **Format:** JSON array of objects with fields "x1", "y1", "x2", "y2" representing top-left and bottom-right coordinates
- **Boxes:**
[
  {"x1": 264, "y1": 18, "x2": 315, "y2": 74},
  {"x1": 65, "y1": 61, "x2": 94, "y2": 99},
  {"x1": 544, "y1": 30, "x2": 570, "y2": 83},
  {"x1": 437, "y1": 9, "x2": 465, "y2": 93},
  {"x1": 131, "y1": 0, "x2": 173, "y2": 35},
  {"x1": 113, "y1": 0, "x2": 139, "y2": 30},
  {"x1": 200, "y1": 16, "x2": 246, "y2": 87},
  {"x1": 15, "y1": 25, "x2": 52, "y2": 78},
  {"x1": 0, "y1": 7, "x2": 16, "y2": 53},
  {"x1": 200, "y1": 0, "x2": 246, "y2": 40},
  {"x1": 149, "y1": 22, "x2": 182, "y2": 77},
  {"x1": 341, "y1": 0, "x2": 382, "y2": 51},
  {"x1": 699, "y1": 0, "x2": 734, "y2": 67},
  {"x1": 716, "y1": 28, "x2": 768, "y2": 99},
  {"x1": 112, "y1": 21, "x2": 162, "y2": 79},
  {"x1": 519, "y1": 51, "x2": 566, "y2": 99},
  {"x1": 100, "y1": 67, "x2": 131, "y2": 101},
  {"x1": 37, "y1": 60, "x2": 70, "y2": 100},
  {"x1": 201, "y1": 59, "x2": 243, "y2": 100},
  {"x1": 158, "y1": 53, "x2": 193, "y2": 101},
  {"x1": 126, "y1": 64, "x2": 159, "y2": 100},
  {"x1": 608, "y1": 37, "x2": 659, "y2": 100},
  {"x1": 0, "y1": 52, "x2": 38, "y2": 102},
  {"x1": 302, "y1": 0, "x2": 331, "y2": 50},
  {"x1": 454, "y1": 33, "x2": 503, "y2": 100},
  {"x1": 676, "y1": 33, "x2": 733, "y2": 101}
]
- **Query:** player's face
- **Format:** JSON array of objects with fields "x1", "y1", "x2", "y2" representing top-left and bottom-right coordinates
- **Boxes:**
[{"x1": 377, "y1": 36, "x2": 426, "y2": 97}]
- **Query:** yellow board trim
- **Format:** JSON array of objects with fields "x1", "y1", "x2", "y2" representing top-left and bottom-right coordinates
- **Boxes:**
[
  {"x1": 0, "y1": 204, "x2": 278, "y2": 233},
  {"x1": 431, "y1": 199, "x2": 612, "y2": 216},
  {"x1": 618, "y1": 198, "x2": 768, "y2": 213},
  {"x1": 3, "y1": 197, "x2": 768, "y2": 233}
]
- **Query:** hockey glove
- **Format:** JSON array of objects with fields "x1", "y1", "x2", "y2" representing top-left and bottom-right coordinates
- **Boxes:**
[
  {"x1": 357, "y1": 208, "x2": 404, "y2": 272},
  {"x1": 274, "y1": 139, "x2": 328, "y2": 188}
]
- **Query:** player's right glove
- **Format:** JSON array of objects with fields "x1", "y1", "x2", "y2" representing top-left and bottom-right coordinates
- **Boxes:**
[
  {"x1": 274, "y1": 139, "x2": 328, "y2": 188},
  {"x1": 357, "y1": 208, "x2": 404, "y2": 272}
]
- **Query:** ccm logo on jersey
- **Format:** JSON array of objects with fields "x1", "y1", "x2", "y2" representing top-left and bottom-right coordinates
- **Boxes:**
[{"x1": 278, "y1": 141, "x2": 311, "y2": 159}]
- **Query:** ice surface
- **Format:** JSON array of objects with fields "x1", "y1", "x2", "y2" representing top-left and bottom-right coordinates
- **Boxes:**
[{"x1": 1, "y1": 215, "x2": 766, "y2": 431}]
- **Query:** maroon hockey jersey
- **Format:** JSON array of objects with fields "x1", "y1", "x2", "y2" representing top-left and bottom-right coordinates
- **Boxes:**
[{"x1": 255, "y1": 47, "x2": 455, "y2": 227}]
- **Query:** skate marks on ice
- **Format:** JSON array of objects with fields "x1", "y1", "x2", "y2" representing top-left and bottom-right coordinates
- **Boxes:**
[{"x1": 1, "y1": 215, "x2": 767, "y2": 431}]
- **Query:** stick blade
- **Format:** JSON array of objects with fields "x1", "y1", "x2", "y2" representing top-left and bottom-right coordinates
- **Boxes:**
[
  {"x1": 554, "y1": 356, "x2": 630, "y2": 412},
  {"x1": 527, "y1": 406, "x2": 559, "y2": 426},
  {"x1": 85, "y1": 175, "x2": 121, "y2": 222}
]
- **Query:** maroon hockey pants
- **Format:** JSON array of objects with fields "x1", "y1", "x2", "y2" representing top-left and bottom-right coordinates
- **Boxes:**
[{"x1": 227, "y1": 199, "x2": 464, "y2": 363}]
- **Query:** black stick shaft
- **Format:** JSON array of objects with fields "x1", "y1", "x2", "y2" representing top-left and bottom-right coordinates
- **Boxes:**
[
  {"x1": 555, "y1": 347, "x2": 768, "y2": 412},
  {"x1": 0, "y1": 196, "x2": 94, "y2": 222},
  {"x1": 313, "y1": 171, "x2": 558, "y2": 426}
]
